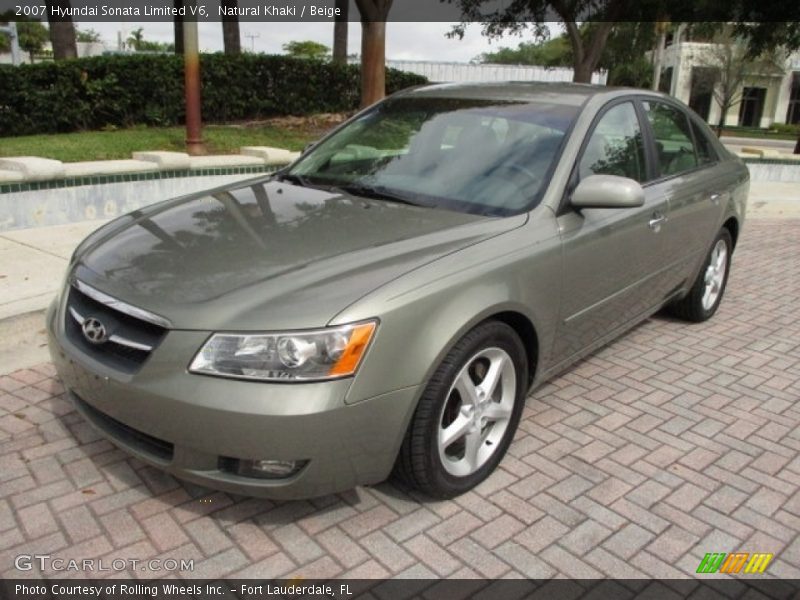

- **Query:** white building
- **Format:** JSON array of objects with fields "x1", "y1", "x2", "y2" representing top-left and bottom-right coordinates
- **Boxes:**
[
  {"x1": 0, "y1": 41, "x2": 110, "y2": 64},
  {"x1": 661, "y1": 40, "x2": 800, "y2": 129},
  {"x1": 384, "y1": 60, "x2": 608, "y2": 86}
]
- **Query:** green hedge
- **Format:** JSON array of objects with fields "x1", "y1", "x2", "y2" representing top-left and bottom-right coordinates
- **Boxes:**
[
  {"x1": 0, "y1": 54, "x2": 427, "y2": 136},
  {"x1": 770, "y1": 123, "x2": 800, "y2": 136}
]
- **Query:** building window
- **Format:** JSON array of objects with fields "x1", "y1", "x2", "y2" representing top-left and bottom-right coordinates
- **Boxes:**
[
  {"x1": 659, "y1": 67, "x2": 673, "y2": 94},
  {"x1": 689, "y1": 67, "x2": 717, "y2": 122},
  {"x1": 787, "y1": 73, "x2": 800, "y2": 125},
  {"x1": 739, "y1": 87, "x2": 766, "y2": 127}
]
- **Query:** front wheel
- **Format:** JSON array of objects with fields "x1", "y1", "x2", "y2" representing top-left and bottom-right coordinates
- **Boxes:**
[
  {"x1": 669, "y1": 228, "x2": 733, "y2": 322},
  {"x1": 393, "y1": 321, "x2": 528, "y2": 498}
]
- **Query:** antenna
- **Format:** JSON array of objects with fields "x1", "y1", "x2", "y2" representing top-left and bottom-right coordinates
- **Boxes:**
[{"x1": 244, "y1": 32, "x2": 260, "y2": 53}]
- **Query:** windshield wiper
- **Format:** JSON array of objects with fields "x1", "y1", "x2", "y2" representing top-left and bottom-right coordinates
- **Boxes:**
[
  {"x1": 334, "y1": 183, "x2": 423, "y2": 207},
  {"x1": 275, "y1": 172, "x2": 310, "y2": 187}
]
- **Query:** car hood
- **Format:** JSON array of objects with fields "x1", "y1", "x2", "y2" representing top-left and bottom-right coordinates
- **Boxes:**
[{"x1": 73, "y1": 179, "x2": 525, "y2": 330}]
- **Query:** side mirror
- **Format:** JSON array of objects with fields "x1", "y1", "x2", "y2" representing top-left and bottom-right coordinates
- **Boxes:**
[{"x1": 571, "y1": 174, "x2": 645, "y2": 209}]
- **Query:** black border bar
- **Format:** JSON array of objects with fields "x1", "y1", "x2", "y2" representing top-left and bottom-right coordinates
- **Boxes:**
[
  {"x1": 2, "y1": 0, "x2": 798, "y2": 23},
  {"x1": 2, "y1": 579, "x2": 800, "y2": 600}
]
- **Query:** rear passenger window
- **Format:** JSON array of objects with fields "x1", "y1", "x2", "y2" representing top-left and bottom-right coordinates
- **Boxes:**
[
  {"x1": 691, "y1": 121, "x2": 717, "y2": 165},
  {"x1": 579, "y1": 102, "x2": 646, "y2": 183},
  {"x1": 644, "y1": 101, "x2": 698, "y2": 176}
]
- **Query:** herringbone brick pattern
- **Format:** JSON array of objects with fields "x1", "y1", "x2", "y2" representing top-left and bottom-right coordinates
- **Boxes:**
[{"x1": 2, "y1": 219, "x2": 799, "y2": 579}]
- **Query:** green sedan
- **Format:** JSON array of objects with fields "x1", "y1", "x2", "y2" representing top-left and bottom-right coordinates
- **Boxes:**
[{"x1": 48, "y1": 82, "x2": 749, "y2": 499}]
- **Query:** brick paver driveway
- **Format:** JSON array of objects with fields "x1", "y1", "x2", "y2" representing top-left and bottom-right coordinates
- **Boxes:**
[{"x1": 2, "y1": 218, "x2": 799, "y2": 580}]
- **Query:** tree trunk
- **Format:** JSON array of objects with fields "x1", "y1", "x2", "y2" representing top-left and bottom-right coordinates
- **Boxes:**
[
  {"x1": 652, "y1": 27, "x2": 666, "y2": 91},
  {"x1": 716, "y1": 110, "x2": 726, "y2": 137},
  {"x1": 221, "y1": 0, "x2": 241, "y2": 55},
  {"x1": 564, "y1": 20, "x2": 613, "y2": 84},
  {"x1": 46, "y1": 1, "x2": 77, "y2": 60},
  {"x1": 183, "y1": 19, "x2": 205, "y2": 155},
  {"x1": 355, "y1": 0, "x2": 392, "y2": 107},
  {"x1": 573, "y1": 60, "x2": 593, "y2": 84},
  {"x1": 173, "y1": 0, "x2": 184, "y2": 55},
  {"x1": 332, "y1": 0, "x2": 349, "y2": 66},
  {"x1": 360, "y1": 21, "x2": 386, "y2": 107}
]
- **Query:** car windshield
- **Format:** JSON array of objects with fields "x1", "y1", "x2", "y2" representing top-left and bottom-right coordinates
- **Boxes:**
[{"x1": 285, "y1": 95, "x2": 580, "y2": 216}]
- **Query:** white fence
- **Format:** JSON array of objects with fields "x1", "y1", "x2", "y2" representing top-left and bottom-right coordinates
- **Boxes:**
[{"x1": 385, "y1": 60, "x2": 607, "y2": 85}]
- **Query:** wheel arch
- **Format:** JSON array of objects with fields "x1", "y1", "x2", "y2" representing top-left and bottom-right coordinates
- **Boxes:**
[
  {"x1": 489, "y1": 310, "x2": 539, "y2": 388},
  {"x1": 423, "y1": 304, "x2": 542, "y2": 394},
  {"x1": 722, "y1": 216, "x2": 740, "y2": 249}
]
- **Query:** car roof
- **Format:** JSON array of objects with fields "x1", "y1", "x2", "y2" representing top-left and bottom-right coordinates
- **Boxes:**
[{"x1": 402, "y1": 81, "x2": 668, "y2": 107}]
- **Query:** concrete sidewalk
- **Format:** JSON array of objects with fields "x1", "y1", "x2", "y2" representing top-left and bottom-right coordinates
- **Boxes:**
[
  {"x1": 1, "y1": 181, "x2": 798, "y2": 373},
  {"x1": 0, "y1": 220, "x2": 111, "y2": 373}
]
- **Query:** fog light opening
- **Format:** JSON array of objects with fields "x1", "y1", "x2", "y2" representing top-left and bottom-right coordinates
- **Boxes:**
[{"x1": 222, "y1": 457, "x2": 308, "y2": 479}]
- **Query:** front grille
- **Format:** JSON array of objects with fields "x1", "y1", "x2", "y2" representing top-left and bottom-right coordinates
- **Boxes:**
[
  {"x1": 65, "y1": 285, "x2": 167, "y2": 374},
  {"x1": 72, "y1": 392, "x2": 174, "y2": 461}
]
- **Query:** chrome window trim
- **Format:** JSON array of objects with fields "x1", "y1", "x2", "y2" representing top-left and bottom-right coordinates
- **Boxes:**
[{"x1": 70, "y1": 278, "x2": 172, "y2": 329}]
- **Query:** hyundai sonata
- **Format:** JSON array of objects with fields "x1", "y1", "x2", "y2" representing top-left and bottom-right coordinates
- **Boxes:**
[{"x1": 48, "y1": 83, "x2": 748, "y2": 499}]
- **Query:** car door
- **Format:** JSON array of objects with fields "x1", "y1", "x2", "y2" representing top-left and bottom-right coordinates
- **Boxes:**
[
  {"x1": 640, "y1": 100, "x2": 727, "y2": 291},
  {"x1": 552, "y1": 100, "x2": 671, "y2": 365}
]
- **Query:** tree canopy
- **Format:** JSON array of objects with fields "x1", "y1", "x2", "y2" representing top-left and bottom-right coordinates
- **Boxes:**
[
  {"x1": 76, "y1": 27, "x2": 101, "y2": 43},
  {"x1": 735, "y1": 22, "x2": 800, "y2": 58},
  {"x1": 479, "y1": 36, "x2": 572, "y2": 68},
  {"x1": 0, "y1": 16, "x2": 50, "y2": 61},
  {"x1": 448, "y1": 0, "x2": 800, "y2": 85},
  {"x1": 125, "y1": 27, "x2": 173, "y2": 53},
  {"x1": 17, "y1": 20, "x2": 49, "y2": 60},
  {"x1": 282, "y1": 40, "x2": 331, "y2": 61},
  {"x1": 2, "y1": 13, "x2": 50, "y2": 60},
  {"x1": 477, "y1": 22, "x2": 655, "y2": 87},
  {"x1": 448, "y1": 0, "x2": 634, "y2": 82}
]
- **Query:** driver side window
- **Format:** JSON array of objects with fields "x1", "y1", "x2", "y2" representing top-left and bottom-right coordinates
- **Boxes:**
[{"x1": 579, "y1": 102, "x2": 646, "y2": 183}]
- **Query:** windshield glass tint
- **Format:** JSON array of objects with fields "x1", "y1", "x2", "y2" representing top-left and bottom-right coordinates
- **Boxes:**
[{"x1": 287, "y1": 96, "x2": 579, "y2": 216}]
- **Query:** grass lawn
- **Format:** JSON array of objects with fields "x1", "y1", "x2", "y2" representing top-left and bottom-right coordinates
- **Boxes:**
[
  {"x1": 719, "y1": 127, "x2": 798, "y2": 141},
  {"x1": 3, "y1": 117, "x2": 795, "y2": 163},
  {"x1": 0, "y1": 122, "x2": 323, "y2": 163}
]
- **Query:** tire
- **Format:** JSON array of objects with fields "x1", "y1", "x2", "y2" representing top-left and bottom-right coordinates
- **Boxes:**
[
  {"x1": 669, "y1": 228, "x2": 733, "y2": 322},
  {"x1": 394, "y1": 320, "x2": 528, "y2": 498}
]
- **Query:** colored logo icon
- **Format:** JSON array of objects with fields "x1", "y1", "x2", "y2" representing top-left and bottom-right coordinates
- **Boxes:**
[{"x1": 696, "y1": 552, "x2": 773, "y2": 574}]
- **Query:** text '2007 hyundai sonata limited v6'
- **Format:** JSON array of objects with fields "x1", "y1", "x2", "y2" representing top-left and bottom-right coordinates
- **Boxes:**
[{"x1": 48, "y1": 82, "x2": 749, "y2": 499}]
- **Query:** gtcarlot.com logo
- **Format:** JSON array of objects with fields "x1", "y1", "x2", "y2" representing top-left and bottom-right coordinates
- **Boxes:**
[
  {"x1": 14, "y1": 554, "x2": 194, "y2": 573},
  {"x1": 696, "y1": 552, "x2": 773, "y2": 574}
]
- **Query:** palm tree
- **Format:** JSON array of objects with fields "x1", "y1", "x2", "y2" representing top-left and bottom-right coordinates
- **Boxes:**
[
  {"x1": 220, "y1": 0, "x2": 241, "y2": 55},
  {"x1": 127, "y1": 27, "x2": 144, "y2": 51},
  {"x1": 332, "y1": 0, "x2": 348, "y2": 65},
  {"x1": 46, "y1": 0, "x2": 77, "y2": 60},
  {"x1": 354, "y1": 0, "x2": 393, "y2": 107},
  {"x1": 173, "y1": 0, "x2": 184, "y2": 54}
]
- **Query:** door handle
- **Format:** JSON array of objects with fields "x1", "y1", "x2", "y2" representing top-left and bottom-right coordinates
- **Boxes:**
[
  {"x1": 709, "y1": 193, "x2": 721, "y2": 205},
  {"x1": 649, "y1": 213, "x2": 667, "y2": 232}
]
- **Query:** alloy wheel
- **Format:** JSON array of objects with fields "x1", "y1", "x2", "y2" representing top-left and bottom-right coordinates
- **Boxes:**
[{"x1": 437, "y1": 347, "x2": 516, "y2": 477}]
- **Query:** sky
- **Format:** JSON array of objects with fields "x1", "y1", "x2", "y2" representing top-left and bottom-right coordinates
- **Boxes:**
[{"x1": 79, "y1": 21, "x2": 553, "y2": 62}]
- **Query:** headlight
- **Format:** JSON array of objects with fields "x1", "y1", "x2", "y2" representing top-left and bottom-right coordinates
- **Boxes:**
[{"x1": 188, "y1": 320, "x2": 377, "y2": 382}]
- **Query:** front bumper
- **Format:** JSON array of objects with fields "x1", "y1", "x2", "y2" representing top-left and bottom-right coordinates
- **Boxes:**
[{"x1": 46, "y1": 299, "x2": 419, "y2": 499}]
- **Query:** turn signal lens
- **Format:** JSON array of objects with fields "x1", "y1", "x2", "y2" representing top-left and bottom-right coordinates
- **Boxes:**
[{"x1": 328, "y1": 322, "x2": 376, "y2": 376}]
